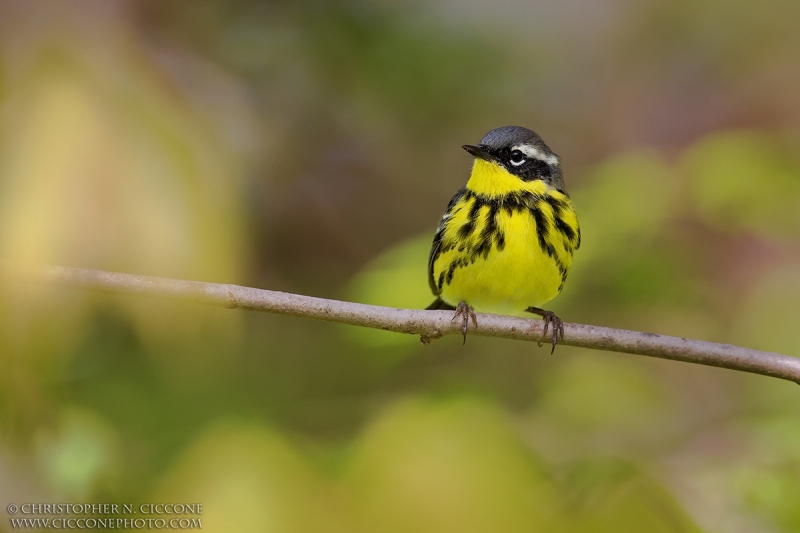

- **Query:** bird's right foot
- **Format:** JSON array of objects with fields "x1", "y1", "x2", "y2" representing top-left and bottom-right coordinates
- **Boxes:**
[{"x1": 452, "y1": 302, "x2": 477, "y2": 344}]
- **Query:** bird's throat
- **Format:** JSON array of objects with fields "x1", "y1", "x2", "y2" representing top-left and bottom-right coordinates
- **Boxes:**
[{"x1": 465, "y1": 159, "x2": 549, "y2": 198}]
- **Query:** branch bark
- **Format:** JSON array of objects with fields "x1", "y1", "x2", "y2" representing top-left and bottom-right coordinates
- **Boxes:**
[{"x1": 2, "y1": 262, "x2": 798, "y2": 384}]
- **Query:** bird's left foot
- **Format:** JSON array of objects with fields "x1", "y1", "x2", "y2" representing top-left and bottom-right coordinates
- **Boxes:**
[
  {"x1": 525, "y1": 307, "x2": 565, "y2": 354},
  {"x1": 452, "y1": 301, "x2": 478, "y2": 344}
]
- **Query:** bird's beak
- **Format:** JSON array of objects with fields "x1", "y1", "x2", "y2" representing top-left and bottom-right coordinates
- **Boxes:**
[{"x1": 462, "y1": 144, "x2": 496, "y2": 162}]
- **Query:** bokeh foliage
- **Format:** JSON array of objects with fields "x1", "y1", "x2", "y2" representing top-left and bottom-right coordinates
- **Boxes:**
[{"x1": 0, "y1": 0, "x2": 799, "y2": 531}]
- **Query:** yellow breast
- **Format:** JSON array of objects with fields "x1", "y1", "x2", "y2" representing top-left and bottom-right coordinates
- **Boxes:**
[{"x1": 430, "y1": 159, "x2": 579, "y2": 314}]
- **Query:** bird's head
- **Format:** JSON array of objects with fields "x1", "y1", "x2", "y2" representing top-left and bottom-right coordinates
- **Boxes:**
[{"x1": 463, "y1": 126, "x2": 564, "y2": 193}]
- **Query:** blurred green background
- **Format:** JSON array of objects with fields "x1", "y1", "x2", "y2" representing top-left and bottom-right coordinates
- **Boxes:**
[{"x1": 0, "y1": 0, "x2": 799, "y2": 531}]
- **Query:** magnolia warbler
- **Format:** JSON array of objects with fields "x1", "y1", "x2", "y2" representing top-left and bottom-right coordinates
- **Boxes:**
[{"x1": 426, "y1": 126, "x2": 580, "y2": 351}]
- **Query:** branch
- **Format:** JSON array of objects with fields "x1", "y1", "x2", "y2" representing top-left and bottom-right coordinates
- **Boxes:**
[{"x1": 2, "y1": 262, "x2": 798, "y2": 384}]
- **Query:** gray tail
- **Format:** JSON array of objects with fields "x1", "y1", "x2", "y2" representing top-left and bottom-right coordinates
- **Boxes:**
[{"x1": 426, "y1": 298, "x2": 455, "y2": 311}]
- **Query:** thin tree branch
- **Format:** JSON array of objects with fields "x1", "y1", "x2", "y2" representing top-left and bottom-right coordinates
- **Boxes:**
[{"x1": 2, "y1": 262, "x2": 798, "y2": 384}]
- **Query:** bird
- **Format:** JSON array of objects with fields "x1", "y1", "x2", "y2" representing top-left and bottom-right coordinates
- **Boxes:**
[{"x1": 426, "y1": 126, "x2": 580, "y2": 352}]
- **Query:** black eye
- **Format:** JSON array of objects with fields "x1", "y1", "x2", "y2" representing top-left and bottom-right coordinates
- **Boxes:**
[{"x1": 509, "y1": 150, "x2": 525, "y2": 165}]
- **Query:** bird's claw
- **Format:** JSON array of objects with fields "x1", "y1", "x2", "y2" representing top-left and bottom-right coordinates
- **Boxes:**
[
  {"x1": 451, "y1": 302, "x2": 477, "y2": 344},
  {"x1": 538, "y1": 311, "x2": 564, "y2": 354}
]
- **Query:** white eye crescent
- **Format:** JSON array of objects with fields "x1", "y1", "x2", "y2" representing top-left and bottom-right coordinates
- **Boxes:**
[
  {"x1": 509, "y1": 150, "x2": 525, "y2": 166},
  {"x1": 511, "y1": 144, "x2": 560, "y2": 166}
]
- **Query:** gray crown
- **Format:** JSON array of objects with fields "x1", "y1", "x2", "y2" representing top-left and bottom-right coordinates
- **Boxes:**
[{"x1": 480, "y1": 126, "x2": 550, "y2": 153}]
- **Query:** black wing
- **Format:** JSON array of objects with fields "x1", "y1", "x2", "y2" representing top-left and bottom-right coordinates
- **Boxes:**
[{"x1": 427, "y1": 186, "x2": 466, "y2": 296}]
